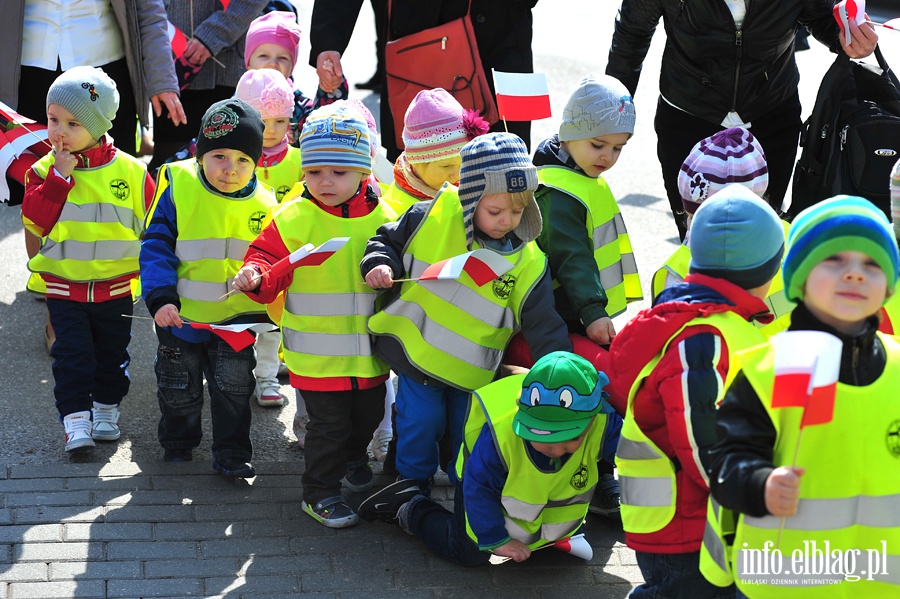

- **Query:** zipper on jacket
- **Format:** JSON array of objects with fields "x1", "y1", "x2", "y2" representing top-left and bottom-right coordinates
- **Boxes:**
[
  {"x1": 397, "y1": 37, "x2": 448, "y2": 54},
  {"x1": 851, "y1": 342, "x2": 860, "y2": 386},
  {"x1": 730, "y1": 29, "x2": 743, "y2": 112}
]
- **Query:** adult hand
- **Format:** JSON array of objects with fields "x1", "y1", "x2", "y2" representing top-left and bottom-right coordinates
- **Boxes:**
[
  {"x1": 586, "y1": 317, "x2": 616, "y2": 346},
  {"x1": 493, "y1": 539, "x2": 531, "y2": 563},
  {"x1": 840, "y1": 14, "x2": 878, "y2": 59},
  {"x1": 365, "y1": 264, "x2": 395, "y2": 289},
  {"x1": 183, "y1": 38, "x2": 212, "y2": 67},
  {"x1": 764, "y1": 466, "x2": 805, "y2": 517},
  {"x1": 154, "y1": 304, "x2": 184, "y2": 329},
  {"x1": 316, "y1": 51, "x2": 344, "y2": 93},
  {"x1": 151, "y1": 92, "x2": 187, "y2": 126}
]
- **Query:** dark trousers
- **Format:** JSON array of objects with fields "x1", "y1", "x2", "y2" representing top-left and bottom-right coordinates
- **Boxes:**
[
  {"x1": 154, "y1": 327, "x2": 256, "y2": 462},
  {"x1": 148, "y1": 85, "x2": 234, "y2": 171},
  {"x1": 407, "y1": 482, "x2": 490, "y2": 567},
  {"x1": 654, "y1": 94, "x2": 802, "y2": 240},
  {"x1": 47, "y1": 297, "x2": 133, "y2": 418},
  {"x1": 301, "y1": 384, "x2": 386, "y2": 504},
  {"x1": 630, "y1": 551, "x2": 736, "y2": 598}
]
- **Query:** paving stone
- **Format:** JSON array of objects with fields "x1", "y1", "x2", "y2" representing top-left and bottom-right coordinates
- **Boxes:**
[
  {"x1": 7, "y1": 580, "x2": 106, "y2": 598},
  {"x1": 64, "y1": 522, "x2": 153, "y2": 541},
  {"x1": 203, "y1": 575, "x2": 300, "y2": 595},
  {"x1": 143, "y1": 558, "x2": 238, "y2": 578},
  {"x1": 50, "y1": 560, "x2": 142, "y2": 580},
  {"x1": 200, "y1": 537, "x2": 292, "y2": 558},
  {"x1": 107, "y1": 540, "x2": 198, "y2": 560},
  {"x1": 0, "y1": 561, "x2": 48, "y2": 582},
  {"x1": 0, "y1": 524, "x2": 62, "y2": 543},
  {"x1": 106, "y1": 578, "x2": 204, "y2": 597},
  {"x1": 6, "y1": 490, "x2": 93, "y2": 507},
  {"x1": 14, "y1": 505, "x2": 105, "y2": 524},
  {"x1": 13, "y1": 541, "x2": 104, "y2": 562}
]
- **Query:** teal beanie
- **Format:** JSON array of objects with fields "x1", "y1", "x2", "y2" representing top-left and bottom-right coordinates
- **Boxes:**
[{"x1": 783, "y1": 196, "x2": 900, "y2": 303}]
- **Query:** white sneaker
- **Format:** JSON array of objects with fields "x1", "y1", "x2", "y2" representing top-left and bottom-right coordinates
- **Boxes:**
[
  {"x1": 63, "y1": 411, "x2": 95, "y2": 453},
  {"x1": 371, "y1": 428, "x2": 392, "y2": 462},
  {"x1": 256, "y1": 378, "x2": 285, "y2": 407},
  {"x1": 91, "y1": 402, "x2": 121, "y2": 441}
]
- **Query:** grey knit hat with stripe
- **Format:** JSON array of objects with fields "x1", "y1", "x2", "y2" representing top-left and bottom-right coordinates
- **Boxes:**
[
  {"x1": 458, "y1": 132, "x2": 541, "y2": 249},
  {"x1": 46, "y1": 66, "x2": 119, "y2": 141}
]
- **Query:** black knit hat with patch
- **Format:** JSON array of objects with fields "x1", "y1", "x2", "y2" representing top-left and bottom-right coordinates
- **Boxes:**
[{"x1": 195, "y1": 98, "x2": 264, "y2": 165}]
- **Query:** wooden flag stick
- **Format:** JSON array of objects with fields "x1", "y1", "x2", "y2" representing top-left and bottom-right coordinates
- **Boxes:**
[
  {"x1": 866, "y1": 20, "x2": 898, "y2": 31},
  {"x1": 775, "y1": 426, "x2": 806, "y2": 549},
  {"x1": 121, "y1": 314, "x2": 155, "y2": 321}
]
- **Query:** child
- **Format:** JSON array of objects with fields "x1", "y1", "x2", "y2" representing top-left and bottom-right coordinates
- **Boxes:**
[
  {"x1": 605, "y1": 185, "x2": 785, "y2": 598},
  {"x1": 361, "y1": 132, "x2": 572, "y2": 495},
  {"x1": 706, "y1": 196, "x2": 900, "y2": 597},
  {"x1": 21, "y1": 66, "x2": 153, "y2": 453},
  {"x1": 382, "y1": 88, "x2": 488, "y2": 215},
  {"x1": 233, "y1": 68, "x2": 298, "y2": 408},
  {"x1": 140, "y1": 98, "x2": 275, "y2": 477},
  {"x1": 233, "y1": 103, "x2": 395, "y2": 528},
  {"x1": 357, "y1": 351, "x2": 621, "y2": 566}
]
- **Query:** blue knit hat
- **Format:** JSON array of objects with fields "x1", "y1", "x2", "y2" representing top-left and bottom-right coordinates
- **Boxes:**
[
  {"x1": 783, "y1": 195, "x2": 899, "y2": 303},
  {"x1": 457, "y1": 132, "x2": 541, "y2": 249},
  {"x1": 299, "y1": 104, "x2": 372, "y2": 175},
  {"x1": 689, "y1": 184, "x2": 785, "y2": 289}
]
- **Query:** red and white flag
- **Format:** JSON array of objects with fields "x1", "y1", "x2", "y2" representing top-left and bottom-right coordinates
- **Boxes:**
[
  {"x1": 492, "y1": 70, "x2": 552, "y2": 122},
  {"x1": 186, "y1": 322, "x2": 277, "y2": 352},
  {"x1": 0, "y1": 101, "x2": 50, "y2": 203},
  {"x1": 167, "y1": 21, "x2": 189, "y2": 58},
  {"x1": 833, "y1": 0, "x2": 866, "y2": 45},
  {"x1": 771, "y1": 331, "x2": 841, "y2": 426},
  {"x1": 552, "y1": 533, "x2": 593, "y2": 561},
  {"x1": 419, "y1": 249, "x2": 514, "y2": 287},
  {"x1": 267, "y1": 237, "x2": 350, "y2": 280}
]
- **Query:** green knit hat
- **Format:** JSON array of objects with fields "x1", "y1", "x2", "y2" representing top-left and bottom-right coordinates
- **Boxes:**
[
  {"x1": 783, "y1": 195, "x2": 899, "y2": 303},
  {"x1": 512, "y1": 352, "x2": 610, "y2": 443}
]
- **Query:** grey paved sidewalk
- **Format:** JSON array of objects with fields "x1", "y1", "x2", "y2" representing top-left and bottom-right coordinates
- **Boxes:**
[{"x1": 0, "y1": 463, "x2": 640, "y2": 598}]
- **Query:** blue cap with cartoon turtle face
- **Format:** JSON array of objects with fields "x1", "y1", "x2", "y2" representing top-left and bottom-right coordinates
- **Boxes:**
[{"x1": 513, "y1": 351, "x2": 611, "y2": 443}]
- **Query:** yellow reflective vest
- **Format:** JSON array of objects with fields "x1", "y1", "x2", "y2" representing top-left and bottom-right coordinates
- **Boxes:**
[
  {"x1": 367, "y1": 186, "x2": 547, "y2": 391},
  {"x1": 381, "y1": 182, "x2": 424, "y2": 216},
  {"x1": 707, "y1": 334, "x2": 900, "y2": 597},
  {"x1": 618, "y1": 311, "x2": 766, "y2": 535},
  {"x1": 258, "y1": 146, "x2": 301, "y2": 203},
  {"x1": 27, "y1": 151, "x2": 147, "y2": 282},
  {"x1": 537, "y1": 166, "x2": 642, "y2": 317},
  {"x1": 275, "y1": 195, "x2": 395, "y2": 378},
  {"x1": 458, "y1": 376, "x2": 606, "y2": 550},
  {"x1": 155, "y1": 161, "x2": 276, "y2": 323}
]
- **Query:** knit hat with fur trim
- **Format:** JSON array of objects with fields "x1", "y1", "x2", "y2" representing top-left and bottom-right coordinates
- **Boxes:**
[
  {"x1": 403, "y1": 88, "x2": 489, "y2": 164},
  {"x1": 558, "y1": 74, "x2": 635, "y2": 142},
  {"x1": 783, "y1": 195, "x2": 899, "y2": 303},
  {"x1": 235, "y1": 69, "x2": 294, "y2": 120},
  {"x1": 678, "y1": 127, "x2": 769, "y2": 215},
  {"x1": 299, "y1": 103, "x2": 371, "y2": 175},
  {"x1": 46, "y1": 66, "x2": 119, "y2": 141},
  {"x1": 244, "y1": 11, "x2": 301, "y2": 69},
  {"x1": 195, "y1": 98, "x2": 265, "y2": 165},
  {"x1": 458, "y1": 132, "x2": 541, "y2": 249}
]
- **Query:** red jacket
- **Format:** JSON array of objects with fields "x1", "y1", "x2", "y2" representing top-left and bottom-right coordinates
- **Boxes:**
[{"x1": 606, "y1": 274, "x2": 772, "y2": 553}]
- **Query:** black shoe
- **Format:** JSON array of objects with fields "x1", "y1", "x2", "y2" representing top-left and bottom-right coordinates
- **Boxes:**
[
  {"x1": 163, "y1": 448, "x2": 193, "y2": 462},
  {"x1": 358, "y1": 478, "x2": 421, "y2": 522},
  {"x1": 589, "y1": 473, "x2": 621, "y2": 519},
  {"x1": 213, "y1": 458, "x2": 256, "y2": 478},
  {"x1": 354, "y1": 73, "x2": 383, "y2": 92},
  {"x1": 342, "y1": 462, "x2": 375, "y2": 493}
]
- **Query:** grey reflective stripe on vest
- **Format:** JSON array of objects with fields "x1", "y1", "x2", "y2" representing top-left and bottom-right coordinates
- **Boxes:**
[
  {"x1": 282, "y1": 330, "x2": 374, "y2": 357},
  {"x1": 177, "y1": 278, "x2": 230, "y2": 301},
  {"x1": 619, "y1": 476, "x2": 672, "y2": 507},
  {"x1": 742, "y1": 494, "x2": 900, "y2": 530},
  {"x1": 736, "y1": 551, "x2": 900, "y2": 586},
  {"x1": 501, "y1": 489, "x2": 594, "y2": 522},
  {"x1": 598, "y1": 252, "x2": 639, "y2": 288},
  {"x1": 704, "y1": 500, "x2": 729, "y2": 572},
  {"x1": 285, "y1": 292, "x2": 377, "y2": 317},
  {"x1": 617, "y1": 437, "x2": 662, "y2": 460},
  {"x1": 591, "y1": 213, "x2": 622, "y2": 250},
  {"x1": 39, "y1": 238, "x2": 139, "y2": 261},
  {"x1": 60, "y1": 201, "x2": 142, "y2": 232},
  {"x1": 383, "y1": 298, "x2": 500, "y2": 368},
  {"x1": 503, "y1": 516, "x2": 583, "y2": 546},
  {"x1": 175, "y1": 238, "x2": 251, "y2": 262}
]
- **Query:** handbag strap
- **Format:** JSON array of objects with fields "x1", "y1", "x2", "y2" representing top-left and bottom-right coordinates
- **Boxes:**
[{"x1": 387, "y1": 0, "x2": 472, "y2": 42}]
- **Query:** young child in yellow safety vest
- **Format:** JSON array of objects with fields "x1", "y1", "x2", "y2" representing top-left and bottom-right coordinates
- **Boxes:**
[
  {"x1": 22, "y1": 67, "x2": 153, "y2": 454},
  {"x1": 705, "y1": 196, "x2": 900, "y2": 598},
  {"x1": 140, "y1": 98, "x2": 276, "y2": 478},
  {"x1": 357, "y1": 351, "x2": 621, "y2": 566},
  {"x1": 233, "y1": 103, "x2": 396, "y2": 529}
]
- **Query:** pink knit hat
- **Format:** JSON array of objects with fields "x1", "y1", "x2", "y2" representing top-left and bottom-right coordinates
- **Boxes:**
[
  {"x1": 343, "y1": 99, "x2": 378, "y2": 157},
  {"x1": 244, "y1": 11, "x2": 301, "y2": 70},
  {"x1": 402, "y1": 88, "x2": 489, "y2": 164},
  {"x1": 235, "y1": 69, "x2": 294, "y2": 120}
]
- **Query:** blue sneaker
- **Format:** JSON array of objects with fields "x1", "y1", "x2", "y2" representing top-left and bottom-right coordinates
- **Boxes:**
[{"x1": 213, "y1": 458, "x2": 256, "y2": 479}]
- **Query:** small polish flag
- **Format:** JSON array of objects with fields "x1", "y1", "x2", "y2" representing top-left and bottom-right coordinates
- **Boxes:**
[
  {"x1": 880, "y1": 306, "x2": 894, "y2": 335},
  {"x1": 771, "y1": 331, "x2": 841, "y2": 425},
  {"x1": 799, "y1": 334, "x2": 842, "y2": 429},
  {"x1": 167, "y1": 21, "x2": 189, "y2": 58},
  {"x1": 552, "y1": 533, "x2": 593, "y2": 561},
  {"x1": 492, "y1": 70, "x2": 552, "y2": 122},
  {"x1": 833, "y1": 0, "x2": 866, "y2": 46},
  {"x1": 267, "y1": 237, "x2": 350, "y2": 280},
  {"x1": 0, "y1": 124, "x2": 50, "y2": 203},
  {"x1": 186, "y1": 322, "x2": 278, "y2": 352},
  {"x1": 419, "y1": 249, "x2": 514, "y2": 287}
]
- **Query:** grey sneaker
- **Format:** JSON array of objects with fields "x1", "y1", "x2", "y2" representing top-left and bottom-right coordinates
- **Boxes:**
[
  {"x1": 302, "y1": 496, "x2": 359, "y2": 528},
  {"x1": 358, "y1": 478, "x2": 421, "y2": 522},
  {"x1": 91, "y1": 402, "x2": 121, "y2": 441}
]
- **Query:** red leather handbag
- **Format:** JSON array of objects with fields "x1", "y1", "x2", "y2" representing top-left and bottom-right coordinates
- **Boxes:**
[{"x1": 384, "y1": 0, "x2": 499, "y2": 148}]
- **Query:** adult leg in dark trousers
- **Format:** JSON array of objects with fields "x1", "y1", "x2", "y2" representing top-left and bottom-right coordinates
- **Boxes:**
[{"x1": 356, "y1": 0, "x2": 387, "y2": 91}]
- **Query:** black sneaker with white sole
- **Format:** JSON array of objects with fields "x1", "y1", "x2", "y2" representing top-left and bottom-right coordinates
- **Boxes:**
[{"x1": 358, "y1": 478, "x2": 422, "y2": 522}]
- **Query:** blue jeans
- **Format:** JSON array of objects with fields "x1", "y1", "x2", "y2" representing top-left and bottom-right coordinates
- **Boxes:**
[
  {"x1": 394, "y1": 374, "x2": 469, "y2": 484},
  {"x1": 47, "y1": 297, "x2": 133, "y2": 417},
  {"x1": 154, "y1": 327, "x2": 255, "y2": 462},
  {"x1": 406, "y1": 482, "x2": 490, "y2": 567},
  {"x1": 630, "y1": 551, "x2": 736, "y2": 599}
]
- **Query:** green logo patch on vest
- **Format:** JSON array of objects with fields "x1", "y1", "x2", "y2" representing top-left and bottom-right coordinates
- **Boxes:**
[
  {"x1": 571, "y1": 465, "x2": 589, "y2": 490},
  {"x1": 493, "y1": 273, "x2": 516, "y2": 299},
  {"x1": 248, "y1": 211, "x2": 267, "y2": 235},
  {"x1": 109, "y1": 179, "x2": 130, "y2": 200},
  {"x1": 887, "y1": 420, "x2": 900, "y2": 458},
  {"x1": 276, "y1": 185, "x2": 291, "y2": 201}
]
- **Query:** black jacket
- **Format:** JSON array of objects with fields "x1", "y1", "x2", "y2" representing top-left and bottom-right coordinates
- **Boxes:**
[
  {"x1": 708, "y1": 302, "x2": 887, "y2": 518},
  {"x1": 605, "y1": 0, "x2": 842, "y2": 125}
]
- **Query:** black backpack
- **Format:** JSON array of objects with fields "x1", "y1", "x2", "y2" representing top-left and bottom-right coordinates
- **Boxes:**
[{"x1": 789, "y1": 46, "x2": 900, "y2": 220}]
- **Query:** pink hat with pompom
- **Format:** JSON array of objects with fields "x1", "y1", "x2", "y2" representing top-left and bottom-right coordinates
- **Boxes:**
[
  {"x1": 402, "y1": 88, "x2": 489, "y2": 164},
  {"x1": 235, "y1": 69, "x2": 294, "y2": 120}
]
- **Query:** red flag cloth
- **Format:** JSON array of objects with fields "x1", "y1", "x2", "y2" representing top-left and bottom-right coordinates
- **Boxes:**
[
  {"x1": 419, "y1": 249, "x2": 514, "y2": 287},
  {"x1": 491, "y1": 70, "x2": 552, "y2": 122},
  {"x1": 186, "y1": 323, "x2": 256, "y2": 352},
  {"x1": 167, "y1": 21, "x2": 189, "y2": 58},
  {"x1": 800, "y1": 382, "x2": 838, "y2": 428},
  {"x1": 879, "y1": 306, "x2": 894, "y2": 335},
  {"x1": 833, "y1": 0, "x2": 865, "y2": 45},
  {"x1": 552, "y1": 534, "x2": 593, "y2": 561},
  {"x1": 267, "y1": 237, "x2": 349, "y2": 280},
  {"x1": 0, "y1": 119, "x2": 50, "y2": 203}
]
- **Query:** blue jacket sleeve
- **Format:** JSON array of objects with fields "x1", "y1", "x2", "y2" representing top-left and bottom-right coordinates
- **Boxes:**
[
  {"x1": 139, "y1": 184, "x2": 180, "y2": 317},
  {"x1": 519, "y1": 268, "x2": 574, "y2": 359},
  {"x1": 462, "y1": 424, "x2": 511, "y2": 550},
  {"x1": 601, "y1": 411, "x2": 623, "y2": 465}
]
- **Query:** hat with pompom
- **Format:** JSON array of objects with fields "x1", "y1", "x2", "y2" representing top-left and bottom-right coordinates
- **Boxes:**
[{"x1": 402, "y1": 88, "x2": 489, "y2": 164}]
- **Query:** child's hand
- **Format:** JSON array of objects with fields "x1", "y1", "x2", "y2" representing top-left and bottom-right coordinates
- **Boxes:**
[
  {"x1": 586, "y1": 317, "x2": 617, "y2": 346},
  {"x1": 233, "y1": 266, "x2": 261, "y2": 292},
  {"x1": 154, "y1": 304, "x2": 183, "y2": 329},
  {"x1": 765, "y1": 466, "x2": 805, "y2": 517},
  {"x1": 52, "y1": 143, "x2": 77, "y2": 179},
  {"x1": 365, "y1": 265, "x2": 395, "y2": 289},
  {"x1": 493, "y1": 539, "x2": 531, "y2": 563}
]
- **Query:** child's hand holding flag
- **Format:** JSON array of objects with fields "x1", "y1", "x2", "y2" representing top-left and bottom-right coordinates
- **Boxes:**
[{"x1": 230, "y1": 238, "x2": 350, "y2": 298}]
